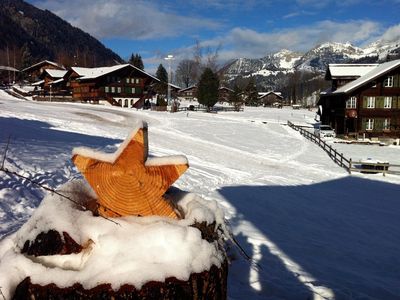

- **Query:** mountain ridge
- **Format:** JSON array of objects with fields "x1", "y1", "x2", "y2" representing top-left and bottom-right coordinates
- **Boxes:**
[{"x1": 0, "y1": 0, "x2": 123, "y2": 68}]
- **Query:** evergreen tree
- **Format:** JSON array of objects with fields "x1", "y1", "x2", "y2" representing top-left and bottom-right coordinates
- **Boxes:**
[
  {"x1": 245, "y1": 76, "x2": 259, "y2": 106},
  {"x1": 229, "y1": 83, "x2": 243, "y2": 111},
  {"x1": 155, "y1": 64, "x2": 168, "y2": 99},
  {"x1": 129, "y1": 53, "x2": 144, "y2": 70},
  {"x1": 197, "y1": 68, "x2": 219, "y2": 111}
]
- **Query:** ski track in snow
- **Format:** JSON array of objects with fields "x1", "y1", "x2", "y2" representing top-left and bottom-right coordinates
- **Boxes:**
[{"x1": 1, "y1": 92, "x2": 400, "y2": 299}]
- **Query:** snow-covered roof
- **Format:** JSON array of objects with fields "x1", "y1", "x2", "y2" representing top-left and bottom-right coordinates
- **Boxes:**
[
  {"x1": 0, "y1": 66, "x2": 19, "y2": 72},
  {"x1": 219, "y1": 87, "x2": 234, "y2": 92},
  {"x1": 49, "y1": 78, "x2": 64, "y2": 85},
  {"x1": 169, "y1": 83, "x2": 181, "y2": 90},
  {"x1": 45, "y1": 69, "x2": 67, "y2": 78},
  {"x1": 259, "y1": 91, "x2": 283, "y2": 98},
  {"x1": 31, "y1": 80, "x2": 44, "y2": 86},
  {"x1": 72, "y1": 64, "x2": 159, "y2": 82},
  {"x1": 326, "y1": 64, "x2": 378, "y2": 79},
  {"x1": 179, "y1": 85, "x2": 197, "y2": 92},
  {"x1": 22, "y1": 60, "x2": 65, "y2": 72},
  {"x1": 334, "y1": 59, "x2": 400, "y2": 94}
]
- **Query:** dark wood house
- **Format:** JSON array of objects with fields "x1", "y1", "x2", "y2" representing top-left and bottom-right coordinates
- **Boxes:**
[
  {"x1": 178, "y1": 85, "x2": 197, "y2": 101},
  {"x1": 325, "y1": 64, "x2": 378, "y2": 91},
  {"x1": 67, "y1": 64, "x2": 159, "y2": 108},
  {"x1": 218, "y1": 87, "x2": 234, "y2": 103},
  {"x1": 22, "y1": 60, "x2": 65, "y2": 83},
  {"x1": 259, "y1": 91, "x2": 284, "y2": 107},
  {"x1": 39, "y1": 69, "x2": 69, "y2": 96},
  {"x1": 318, "y1": 59, "x2": 400, "y2": 138}
]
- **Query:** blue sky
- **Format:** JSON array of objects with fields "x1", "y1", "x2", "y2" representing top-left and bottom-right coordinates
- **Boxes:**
[{"x1": 29, "y1": 0, "x2": 400, "y2": 73}]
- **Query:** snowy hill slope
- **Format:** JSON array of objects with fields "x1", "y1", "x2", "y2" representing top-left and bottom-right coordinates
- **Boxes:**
[{"x1": 1, "y1": 91, "x2": 400, "y2": 299}]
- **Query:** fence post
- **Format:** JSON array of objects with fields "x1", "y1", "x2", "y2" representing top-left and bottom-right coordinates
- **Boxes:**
[{"x1": 349, "y1": 158, "x2": 352, "y2": 174}]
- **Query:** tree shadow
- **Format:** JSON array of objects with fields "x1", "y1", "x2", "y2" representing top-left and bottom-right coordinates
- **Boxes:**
[
  {"x1": 219, "y1": 177, "x2": 400, "y2": 299},
  {"x1": 0, "y1": 117, "x2": 122, "y2": 238}
]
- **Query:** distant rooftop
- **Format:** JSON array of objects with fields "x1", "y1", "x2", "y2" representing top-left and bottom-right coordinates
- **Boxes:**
[{"x1": 325, "y1": 64, "x2": 378, "y2": 80}]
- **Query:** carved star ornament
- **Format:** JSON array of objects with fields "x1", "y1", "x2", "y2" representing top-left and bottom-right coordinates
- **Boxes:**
[{"x1": 72, "y1": 122, "x2": 188, "y2": 219}]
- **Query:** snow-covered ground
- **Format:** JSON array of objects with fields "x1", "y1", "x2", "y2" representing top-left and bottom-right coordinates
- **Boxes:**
[{"x1": 1, "y1": 90, "x2": 400, "y2": 299}]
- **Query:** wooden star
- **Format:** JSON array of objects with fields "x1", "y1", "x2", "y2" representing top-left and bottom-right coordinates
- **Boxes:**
[{"x1": 72, "y1": 122, "x2": 188, "y2": 219}]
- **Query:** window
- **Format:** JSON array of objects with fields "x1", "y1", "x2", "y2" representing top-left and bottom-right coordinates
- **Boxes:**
[
  {"x1": 136, "y1": 78, "x2": 140, "y2": 84},
  {"x1": 131, "y1": 87, "x2": 136, "y2": 94},
  {"x1": 384, "y1": 118, "x2": 390, "y2": 130},
  {"x1": 366, "y1": 96, "x2": 375, "y2": 108},
  {"x1": 384, "y1": 96, "x2": 392, "y2": 109},
  {"x1": 384, "y1": 76, "x2": 393, "y2": 87},
  {"x1": 366, "y1": 119, "x2": 374, "y2": 131},
  {"x1": 130, "y1": 99, "x2": 134, "y2": 106},
  {"x1": 346, "y1": 96, "x2": 357, "y2": 108},
  {"x1": 124, "y1": 99, "x2": 128, "y2": 107},
  {"x1": 131, "y1": 78, "x2": 135, "y2": 83},
  {"x1": 126, "y1": 78, "x2": 129, "y2": 83},
  {"x1": 117, "y1": 87, "x2": 121, "y2": 93},
  {"x1": 111, "y1": 87, "x2": 115, "y2": 93},
  {"x1": 371, "y1": 81, "x2": 377, "y2": 88},
  {"x1": 105, "y1": 86, "x2": 109, "y2": 93}
]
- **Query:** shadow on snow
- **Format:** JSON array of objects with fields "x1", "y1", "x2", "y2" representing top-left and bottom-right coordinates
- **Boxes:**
[
  {"x1": 219, "y1": 176, "x2": 400, "y2": 299},
  {"x1": 0, "y1": 117, "x2": 122, "y2": 237}
]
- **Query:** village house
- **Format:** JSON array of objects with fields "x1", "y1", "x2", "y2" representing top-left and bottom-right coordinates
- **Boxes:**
[
  {"x1": 218, "y1": 86, "x2": 234, "y2": 103},
  {"x1": 259, "y1": 91, "x2": 284, "y2": 107},
  {"x1": 325, "y1": 63, "x2": 378, "y2": 91},
  {"x1": 178, "y1": 85, "x2": 197, "y2": 101},
  {"x1": 36, "y1": 69, "x2": 69, "y2": 97},
  {"x1": 318, "y1": 59, "x2": 400, "y2": 138},
  {"x1": 66, "y1": 64, "x2": 159, "y2": 108},
  {"x1": 22, "y1": 60, "x2": 65, "y2": 83}
]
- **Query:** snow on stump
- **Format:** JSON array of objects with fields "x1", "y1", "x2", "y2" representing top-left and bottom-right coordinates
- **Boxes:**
[{"x1": 0, "y1": 122, "x2": 228, "y2": 299}]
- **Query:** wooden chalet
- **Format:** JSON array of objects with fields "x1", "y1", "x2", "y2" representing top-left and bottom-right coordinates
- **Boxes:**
[
  {"x1": 178, "y1": 85, "x2": 197, "y2": 101},
  {"x1": 325, "y1": 64, "x2": 378, "y2": 91},
  {"x1": 259, "y1": 91, "x2": 284, "y2": 107},
  {"x1": 218, "y1": 87, "x2": 234, "y2": 103},
  {"x1": 38, "y1": 69, "x2": 69, "y2": 95},
  {"x1": 22, "y1": 60, "x2": 65, "y2": 83},
  {"x1": 318, "y1": 59, "x2": 400, "y2": 138},
  {"x1": 67, "y1": 64, "x2": 159, "y2": 108}
]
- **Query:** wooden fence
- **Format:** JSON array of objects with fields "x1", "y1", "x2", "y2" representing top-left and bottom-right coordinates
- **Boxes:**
[{"x1": 287, "y1": 121, "x2": 400, "y2": 176}]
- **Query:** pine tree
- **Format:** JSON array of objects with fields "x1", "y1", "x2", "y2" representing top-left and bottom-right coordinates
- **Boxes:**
[
  {"x1": 129, "y1": 53, "x2": 144, "y2": 70},
  {"x1": 197, "y1": 68, "x2": 219, "y2": 111},
  {"x1": 155, "y1": 64, "x2": 168, "y2": 102},
  {"x1": 245, "y1": 77, "x2": 259, "y2": 106}
]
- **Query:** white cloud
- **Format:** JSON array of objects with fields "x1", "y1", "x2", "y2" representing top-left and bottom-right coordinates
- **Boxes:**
[
  {"x1": 197, "y1": 20, "x2": 382, "y2": 61},
  {"x1": 380, "y1": 24, "x2": 400, "y2": 42},
  {"x1": 33, "y1": 0, "x2": 221, "y2": 40}
]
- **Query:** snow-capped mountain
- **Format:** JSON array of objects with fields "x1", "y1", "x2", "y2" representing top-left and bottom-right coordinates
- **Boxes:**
[
  {"x1": 223, "y1": 39, "x2": 400, "y2": 78},
  {"x1": 221, "y1": 38, "x2": 400, "y2": 93},
  {"x1": 295, "y1": 42, "x2": 366, "y2": 72},
  {"x1": 223, "y1": 49, "x2": 302, "y2": 79}
]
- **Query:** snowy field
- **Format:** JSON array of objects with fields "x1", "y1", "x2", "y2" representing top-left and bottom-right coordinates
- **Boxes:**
[{"x1": 1, "y1": 90, "x2": 400, "y2": 299}]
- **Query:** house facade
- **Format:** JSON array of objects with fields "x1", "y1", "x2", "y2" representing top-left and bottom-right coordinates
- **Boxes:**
[
  {"x1": 178, "y1": 85, "x2": 197, "y2": 101},
  {"x1": 259, "y1": 91, "x2": 284, "y2": 107},
  {"x1": 218, "y1": 87, "x2": 234, "y2": 103},
  {"x1": 318, "y1": 59, "x2": 400, "y2": 138},
  {"x1": 23, "y1": 60, "x2": 65, "y2": 83},
  {"x1": 67, "y1": 64, "x2": 159, "y2": 108}
]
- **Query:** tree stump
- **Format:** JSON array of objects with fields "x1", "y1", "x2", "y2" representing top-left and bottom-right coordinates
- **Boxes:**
[{"x1": 13, "y1": 222, "x2": 227, "y2": 300}]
